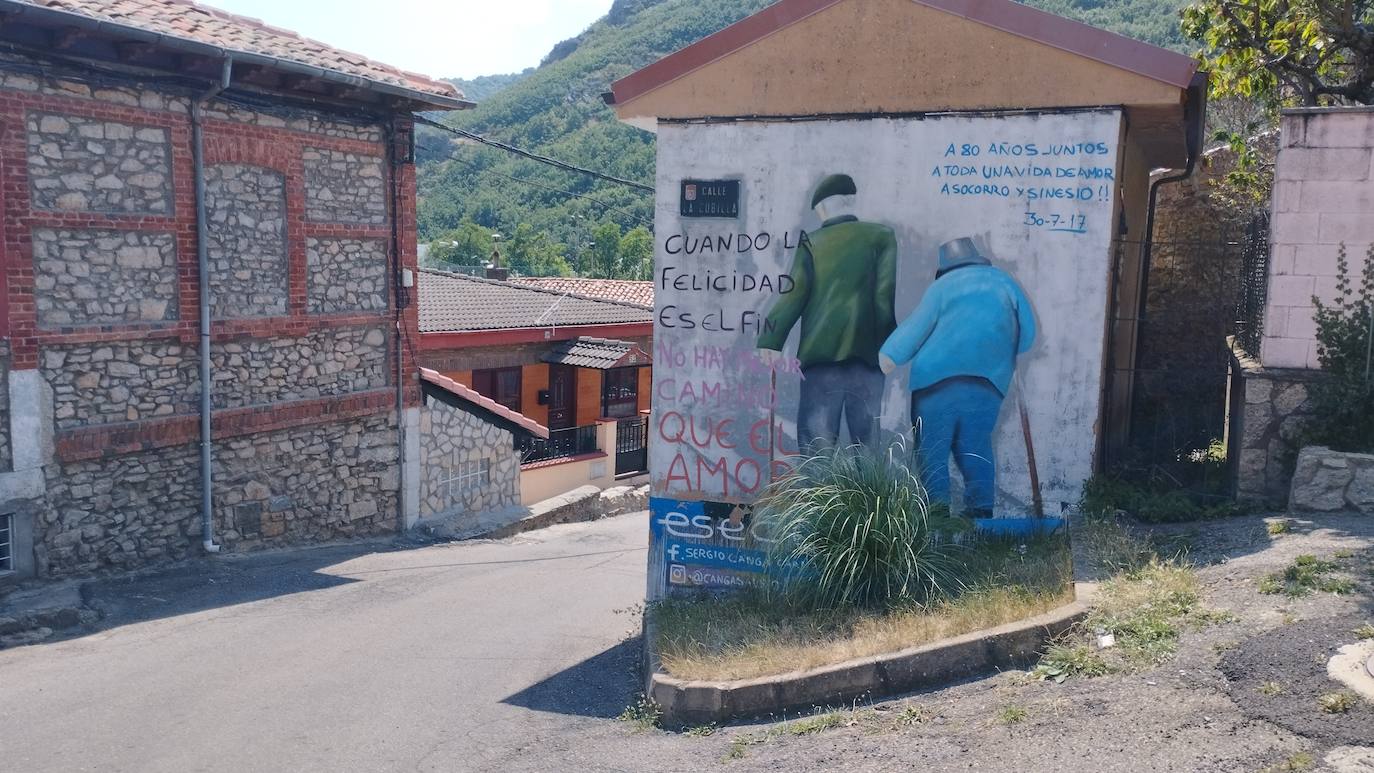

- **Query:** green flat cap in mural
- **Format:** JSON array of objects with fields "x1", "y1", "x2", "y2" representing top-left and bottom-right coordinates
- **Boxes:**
[{"x1": 810, "y1": 173, "x2": 857, "y2": 208}]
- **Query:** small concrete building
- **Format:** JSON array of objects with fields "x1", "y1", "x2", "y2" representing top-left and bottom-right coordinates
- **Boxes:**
[
  {"x1": 606, "y1": 0, "x2": 1205, "y2": 594},
  {"x1": 0, "y1": 0, "x2": 469, "y2": 579}
]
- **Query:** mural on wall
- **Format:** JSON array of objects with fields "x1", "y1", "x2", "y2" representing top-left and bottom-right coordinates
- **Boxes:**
[
  {"x1": 879, "y1": 236, "x2": 1037, "y2": 518},
  {"x1": 757, "y1": 173, "x2": 897, "y2": 451},
  {"x1": 648, "y1": 110, "x2": 1124, "y2": 596}
]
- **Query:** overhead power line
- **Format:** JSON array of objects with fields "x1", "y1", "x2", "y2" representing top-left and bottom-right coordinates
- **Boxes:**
[
  {"x1": 416, "y1": 141, "x2": 654, "y2": 229},
  {"x1": 414, "y1": 115, "x2": 655, "y2": 193}
]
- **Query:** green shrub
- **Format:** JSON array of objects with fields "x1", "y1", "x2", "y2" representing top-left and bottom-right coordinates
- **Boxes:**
[
  {"x1": 1078, "y1": 475, "x2": 1242, "y2": 524},
  {"x1": 1306, "y1": 243, "x2": 1374, "y2": 453},
  {"x1": 758, "y1": 445, "x2": 971, "y2": 610}
]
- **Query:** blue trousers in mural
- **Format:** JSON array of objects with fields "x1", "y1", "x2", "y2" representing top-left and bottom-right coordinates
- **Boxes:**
[
  {"x1": 798, "y1": 361, "x2": 884, "y2": 450},
  {"x1": 911, "y1": 376, "x2": 1004, "y2": 516}
]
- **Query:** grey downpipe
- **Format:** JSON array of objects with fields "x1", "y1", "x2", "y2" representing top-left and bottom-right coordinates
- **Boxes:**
[
  {"x1": 1135, "y1": 74, "x2": 1208, "y2": 372},
  {"x1": 193, "y1": 58, "x2": 233, "y2": 554}
]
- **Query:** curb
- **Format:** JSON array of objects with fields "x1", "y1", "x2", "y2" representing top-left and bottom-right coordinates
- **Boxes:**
[{"x1": 644, "y1": 588, "x2": 1091, "y2": 728}]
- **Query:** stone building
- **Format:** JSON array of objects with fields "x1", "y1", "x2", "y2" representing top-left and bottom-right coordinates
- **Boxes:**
[{"x1": 0, "y1": 0, "x2": 470, "y2": 579}]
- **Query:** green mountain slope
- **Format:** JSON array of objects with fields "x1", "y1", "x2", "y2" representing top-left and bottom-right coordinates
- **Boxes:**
[
  {"x1": 417, "y1": 0, "x2": 1198, "y2": 276},
  {"x1": 446, "y1": 70, "x2": 533, "y2": 103}
]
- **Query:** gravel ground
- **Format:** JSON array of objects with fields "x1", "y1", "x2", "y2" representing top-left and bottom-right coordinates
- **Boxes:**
[{"x1": 604, "y1": 512, "x2": 1374, "y2": 773}]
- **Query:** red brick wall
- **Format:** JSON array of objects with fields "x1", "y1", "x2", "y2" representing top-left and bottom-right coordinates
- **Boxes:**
[{"x1": 0, "y1": 86, "x2": 420, "y2": 459}]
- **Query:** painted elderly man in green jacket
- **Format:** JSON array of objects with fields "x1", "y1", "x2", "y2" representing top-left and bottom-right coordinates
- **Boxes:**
[{"x1": 758, "y1": 173, "x2": 898, "y2": 449}]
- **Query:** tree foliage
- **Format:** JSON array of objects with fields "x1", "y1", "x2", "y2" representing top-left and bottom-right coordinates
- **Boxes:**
[
  {"x1": 1183, "y1": 0, "x2": 1374, "y2": 106},
  {"x1": 424, "y1": 219, "x2": 495, "y2": 268}
]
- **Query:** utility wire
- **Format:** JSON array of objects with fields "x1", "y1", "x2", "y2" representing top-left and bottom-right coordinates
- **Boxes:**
[
  {"x1": 415, "y1": 115, "x2": 654, "y2": 193},
  {"x1": 418, "y1": 140, "x2": 653, "y2": 228}
]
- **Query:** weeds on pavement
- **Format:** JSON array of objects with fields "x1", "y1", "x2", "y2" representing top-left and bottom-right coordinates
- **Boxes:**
[
  {"x1": 1318, "y1": 692, "x2": 1357, "y2": 714},
  {"x1": 617, "y1": 695, "x2": 661, "y2": 731},
  {"x1": 1258, "y1": 681, "x2": 1285, "y2": 696},
  {"x1": 1354, "y1": 623, "x2": 1374, "y2": 639},
  {"x1": 1260, "y1": 752, "x2": 1315, "y2": 773},
  {"x1": 1032, "y1": 643, "x2": 1109, "y2": 682},
  {"x1": 1258, "y1": 555, "x2": 1355, "y2": 598},
  {"x1": 1267, "y1": 520, "x2": 1292, "y2": 536},
  {"x1": 996, "y1": 704, "x2": 1028, "y2": 724}
]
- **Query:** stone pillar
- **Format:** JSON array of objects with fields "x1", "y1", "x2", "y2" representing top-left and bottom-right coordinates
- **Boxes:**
[
  {"x1": 0, "y1": 370, "x2": 55, "y2": 578},
  {"x1": 401, "y1": 405, "x2": 421, "y2": 530},
  {"x1": 1226, "y1": 339, "x2": 1323, "y2": 506}
]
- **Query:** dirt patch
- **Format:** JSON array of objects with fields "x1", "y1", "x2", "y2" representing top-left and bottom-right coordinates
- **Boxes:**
[{"x1": 1220, "y1": 616, "x2": 1374, "y2": 747}]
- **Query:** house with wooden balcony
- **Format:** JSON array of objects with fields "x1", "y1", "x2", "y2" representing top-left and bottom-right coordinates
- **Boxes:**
[{"x1": 416, "y1": 268, "x2": 654, "y2": 506}]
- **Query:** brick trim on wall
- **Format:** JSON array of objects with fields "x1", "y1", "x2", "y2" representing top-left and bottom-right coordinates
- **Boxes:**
[
  {"x1": 54, "y1": 388, "x2": 396, "y2": 462},
  {"x1": 1, "y1": 78, "x2": 423, "y2": 436}
]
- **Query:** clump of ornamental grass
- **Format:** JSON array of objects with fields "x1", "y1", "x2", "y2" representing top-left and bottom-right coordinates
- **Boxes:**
[{"x1": 757, "y1": 445, "x2": 972, "y2": 610}]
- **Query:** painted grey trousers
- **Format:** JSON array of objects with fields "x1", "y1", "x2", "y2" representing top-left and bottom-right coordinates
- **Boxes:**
[{"x1": 797, "y1": 360, "x2": 884, "y2": 450}]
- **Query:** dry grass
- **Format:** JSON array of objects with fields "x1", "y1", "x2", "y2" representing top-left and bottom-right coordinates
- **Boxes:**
[{"x1": 654, "y1": 538, "x2": 1073, "y2": 682}]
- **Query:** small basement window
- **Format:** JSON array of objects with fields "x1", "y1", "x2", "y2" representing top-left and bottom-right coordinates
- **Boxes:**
[
  {"x1": 0, "y1": 513, "x2": 12, "y2": 573},
  {"x1": 441, "y1": 458, "x2": 491, "y2": 502}
]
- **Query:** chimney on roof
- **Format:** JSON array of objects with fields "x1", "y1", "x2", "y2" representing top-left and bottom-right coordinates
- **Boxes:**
[{"x1": 486, "y1": 266, "x2": 510, "y2": 281}]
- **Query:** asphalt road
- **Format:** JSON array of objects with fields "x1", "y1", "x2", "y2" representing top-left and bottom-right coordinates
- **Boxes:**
[{"x1": 0, "y1": 513, "x2": 651, "y2": 772}]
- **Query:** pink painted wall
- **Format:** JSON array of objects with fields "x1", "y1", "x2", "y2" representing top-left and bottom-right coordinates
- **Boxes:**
[{"x1": 1263, "y1": 107, "x2": 1374, "y2": 369}]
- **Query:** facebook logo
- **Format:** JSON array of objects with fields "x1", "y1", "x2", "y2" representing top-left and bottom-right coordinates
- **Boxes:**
[{"x1": 667, "y1": 544, "x2": 681, "y2": 562}]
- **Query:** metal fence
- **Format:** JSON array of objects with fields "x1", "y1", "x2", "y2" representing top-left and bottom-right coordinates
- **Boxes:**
[
  {"x1": 1121, "y1": 211, "x2": 1268, "y2": 493},
  {"x1": 1234, "y1": 212, "x2": 1271, "y2": 357},
  {"x1": 516, "y1": 424, "x2": 599, "y2": 464}
]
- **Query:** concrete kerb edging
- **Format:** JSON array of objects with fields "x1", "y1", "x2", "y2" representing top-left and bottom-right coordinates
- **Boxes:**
[{"x1": 643, "y1": 584, "x2": 1094, "y2": 729}]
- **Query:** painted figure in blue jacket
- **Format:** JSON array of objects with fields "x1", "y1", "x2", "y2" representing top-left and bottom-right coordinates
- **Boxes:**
[{"x1": 878, "y1": 237, "x2": 1036, "y2": 517}]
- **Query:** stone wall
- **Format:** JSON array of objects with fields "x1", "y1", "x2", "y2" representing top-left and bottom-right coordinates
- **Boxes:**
[
  {"x1": 1228, "y1": 341, "x2": 1323, "y2": 505},
  {"x1": 213, "y1": 414, "x2": 399, "y2": 546},
  {"x1": 306, "y1": 238, "x2": 389, "y2": 314},
  {"x1": 206, "y1": 164, "x2": 288, "y2": 318},
  {"x1": 32, "y1": 228, "x2": 179, "y2": 327},
  {"x1": 1263, "y1": 106, "x2": 1374, "y2": 369},
  {"x1": 42, "y1": 340, "x2": 198, "y2": 429},
  {"x1": 0, "y1": 49, "x2": 415, "y2": 579},
  {"x1": 39, "y1": 442, "x2": 200, "y2": 575},
  {"x1": 303, "y1": 147, "x2": 386, "y2": 224},
  {"x1": 418, "y1": 394, "x2": 520, "y2": 522},
  {"x1": 37, "y1": 414, "x2": 401, "y2": 576},
  {"x1": 26, "y1": 111, "x2": 171, "y2": 214},
  {"x1": 211, "y1": 326, "x2": 388, "y2": 410},
  {"x1": 1289, "y1": 446, "x2": 1374, "y2": 514}
]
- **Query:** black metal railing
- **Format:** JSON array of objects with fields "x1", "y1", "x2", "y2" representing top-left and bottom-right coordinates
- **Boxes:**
[
  {"x1": 615, "y1": 416, "x2": 649, "y2": 475},
  {"x1": 1235, "y1": 212, "x2": 1271, "y2": 357},
  {"x1": 517, "y1": 424, "x2": 599, "y2": 464}
]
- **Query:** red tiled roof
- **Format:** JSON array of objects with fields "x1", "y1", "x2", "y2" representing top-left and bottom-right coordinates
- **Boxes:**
[
  {"x1": 609, "y1": 0, "x2": 1199, "y2": 107},
  {"x1": 420, "y1": 368, "x2": 549, "y2": 439},
  {"x1": 508, "y1": 277, "x2": 655, "y2": 309},
  {"x1": 8, "y1": 0, "x2": 467, "y2": 107},
  {"x1": 418, "y1": 269, "x2": 653, "y2": 333}
]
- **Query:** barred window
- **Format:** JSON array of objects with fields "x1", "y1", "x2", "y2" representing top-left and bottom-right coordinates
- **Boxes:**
[{"x1": 440, "y1": 458, "x2": 491, "y2": 502}]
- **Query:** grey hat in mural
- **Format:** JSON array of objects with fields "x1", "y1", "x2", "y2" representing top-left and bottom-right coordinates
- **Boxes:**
[
  {"x1": 937, "y1": 237, "x2": 992, "y2": 273},
  {"x1": 810, "y1": 173, "x2": 857, "y2": 208}
]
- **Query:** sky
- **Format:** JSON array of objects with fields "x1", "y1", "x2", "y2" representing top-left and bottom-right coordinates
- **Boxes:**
[{"x1": 201, "y1": 0, "x2": 613, "y2": 81}]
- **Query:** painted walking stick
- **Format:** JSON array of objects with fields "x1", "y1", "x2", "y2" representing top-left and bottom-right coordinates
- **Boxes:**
[{"x1": 1016, "y1": 377, "x2": 1044, "y2": 518}]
